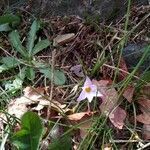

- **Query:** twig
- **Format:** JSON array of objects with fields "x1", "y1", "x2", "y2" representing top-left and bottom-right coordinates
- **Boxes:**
[
  {"x1": 110, "y1": 139, "x2": 141, "y2": 143},
  {"x1": 103, "y1": 63, "x2": 148, "y2": 83},
  {"x1": 0, "y1": 46, "x2": 12, "y2": 56},
  {"x1": 137, "y1": 142, "x2": 150, "y2": 150},
  {"x1": 46, "y1": 49, "x2": 56, "y2": 120}
]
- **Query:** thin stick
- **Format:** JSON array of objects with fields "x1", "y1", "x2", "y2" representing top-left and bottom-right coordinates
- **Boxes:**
[
  {"x1": 137, "y1": 142, "x2": 150, "y2": 150},
  {"x1": 46, "y1": 49, "x2": 56, "y2": 120},
  {"x1": 103, "y1": 63, "x2": 147, "y2": 82},
  {"x1": 110, "y1": 139, "x2": 141, "y2": 143}
]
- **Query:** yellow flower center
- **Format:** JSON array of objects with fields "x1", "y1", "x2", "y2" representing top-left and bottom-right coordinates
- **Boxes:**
[{"x1": 85, "y1": 87, "x2": 91, "y2": 93}]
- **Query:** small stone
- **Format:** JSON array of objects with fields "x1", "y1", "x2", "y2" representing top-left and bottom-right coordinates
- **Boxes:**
[{"x1": 122, "y1": 43, "x2": 150, "y2": 72}]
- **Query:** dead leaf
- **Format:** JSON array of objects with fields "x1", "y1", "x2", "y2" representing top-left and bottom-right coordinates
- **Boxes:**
[
  {"x1": 93, "y1": 80, "x2": 119, "y2": 116},
  {"x1": 143, "y1": 124, "x2": 150, "y2": 140},
  {"x1": 53, "y1": 33, "x2": 75, "y2": 46},
  {"x1": 137, "y1": 99, "x2": 150, "y2": 139},
  {"x1": 70, "y1": 65, "x2": 84, "y2": 77},
  {"x1": 136, "y1": 102, "x2": 150, "y2": 125},
  {"x1": 118, "y1": 57, "x2": 128, "y2": 81},
  {"x1": 141, "y1": 85, "x2": 150, "y2": 98},
  {"x1": 123, "y1": 85, "x2": 135, "y2": 103},
  {"x1": 93, "y1": 79, "x2": 127, "y2": 130},
  {"x1": 5, "y1": 87, "x2": 48, "y2": 118},
  {"x1": 109, "y1": 107, "x2": 126, "y2": 129},
  {"x1": 7, "y1": 98, "x2": 29, "y2": 119},
  {"x1": 0, "y1": 87, "x2": 67, "y2": 121},
  {"x1": 136, "y1": 112, "x2": 150, "y2": 124},
  {"x1": 100, "y1": 88, "x2": 119, "y2": 116},
  {"x1": 92, "y1": 79, "x2": 110, "y2": 89},
  {"x1": 67, "y1": 112, "x2": 95, "y2": 121},
  {"x1": 138, "y1": 99, "x2": 150, "y2": 111},
  {"x1": 23, "y1": 86, "x2": 45, "y2": 97}
]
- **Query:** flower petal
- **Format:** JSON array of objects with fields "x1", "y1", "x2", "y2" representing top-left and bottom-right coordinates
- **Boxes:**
[
  {"x1": 95, "y1": 91, "x2": 103, "y2": 97},
  {"x1": 77, "y1": 91, "x2": 86, "y2": 101},
  {"x1": 86, "y1": 91, "x2": 103, "y2": 103},
  {"x1": 86, "y1": 93, "x2": 94, "y2": 103},
  {"x1": 84, "y1": 76, "x2": 92, "y2": 87},
  {"x1": 89, "y1": 87, "x2": 103, "y2": 97},
  {"x1": 90, "y1": 84, "x2": 97, "y2": 92}
]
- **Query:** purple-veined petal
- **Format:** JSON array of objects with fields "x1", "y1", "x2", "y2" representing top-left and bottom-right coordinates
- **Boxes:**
[
  {"x1": 90, "y1": 84, "x2": 97, "y2": 92},
  {"x1": 77, "y1": 90, "x2": 86, "y2": 101},
  {"x1": 84, "y1": 76, "x2": 92, "y2": 87},
  {"x1": 86, "y1": 93, "x2": 94, "y2": 103},
  {"x1": 77, "y1": 76, "x2": 103, "y2": 103},
  {"x1": 86, "y1": 91, "x2": 103, "y2": 102}
]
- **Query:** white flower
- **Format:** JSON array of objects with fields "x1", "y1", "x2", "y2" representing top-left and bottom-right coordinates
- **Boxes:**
[{"x1": 77, "y1": 76, "x2": 103, "y2": 103}]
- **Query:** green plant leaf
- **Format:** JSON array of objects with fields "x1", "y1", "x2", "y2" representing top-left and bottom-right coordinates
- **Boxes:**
[
  {"x1": 11, "y1": 129, "x2": 30, "y2": 149},
  {"x1": 0, "y1": 14, "x2": 20, "y2": 25},
  {"x1": 39, "y1": 67, "x2": 66, "y2": 85},
  {"x1": 32, "y1": 39, "x2": 50, "y2": 56},
  {"x1": 26, "y1": 67, "x2": 35, "y2": 81},
  {"x1": 12, "y1": 111, "x2": 44, "y2": 150},
  {"x1": 0, "y1": 56, "x2": 20, "y2": 73},
  {"x1": 0, "y1": 23, "x2": 11, "y2": 32},
  {"x1": 49, "y1": 135, "x2": 72, "y2": 150},
  {"x1": 26, "y1": 20, "x2": 41, "y2": 57},
  {"x1": 4, "y1": 67, "x2": 26, "y2": 92},
  {"x1": 9, "y1": 30, "x2": 27, "y2": 58}
]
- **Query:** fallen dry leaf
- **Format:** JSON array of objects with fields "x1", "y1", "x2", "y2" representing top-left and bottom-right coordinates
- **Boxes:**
[
  {"x1": 53, "y1": 33, "x2": 75, "y2": 46},
  {"x1": 7, "y1": 97, "x2": 30, "y2": 119},
  {"x1": 67, "y1": 112, "x2": 95, "y2": 121},
  {"x1": 5, "y1": 87, "x2": 48, "y2": 119},
  {"x1": 92, "y1": 79, "x2": 110, "y2": 90},
  {"x1": 137, "y1": 99, "x2": 150, "y2": 110},
  {"x1": 100, "y1": 88, "x2": 119, "y2": 116},
  {"x1": 118, "y1": 57, "x2": 128, "y2": 81},
  {"x1": 136, "y1": 98, "x2": 150, "y2": 139},
  {"x1": 93, "y1": 80, "x2": 119, "y2": 116},
  {"x1": 109, "y1": 107, "x2": 126, "y2": 129},
  {"x1": 142, "y1": 124, "x2": 150, "y2": 140},
  {"x1": 123, "y1": 85, "x2": 135, "y2": 103},
  {"x1": 136, "y1": 99, "x2": 150, "y2": 125},
  {"x1": 0, "y1": 87, "x2": 67, "y2": 121},
  {"x1": 70, "y1": 64, "x2": 84, "y2": 77},
  {"x1": 23, "y1": 86, "x2": 45, "y2": 97},
  {"x1": 140, "y1": 85, "x2": 150, "y2": 98},
  {"x1": 136, "y1": 112, "x2": 150, "y2": 124},
  {"x1": 136, "y1": 113, "x2": 150, "y2": 124},
  {"x1": 92, "y1": 79, "x2": 126, "y2": 129}
]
